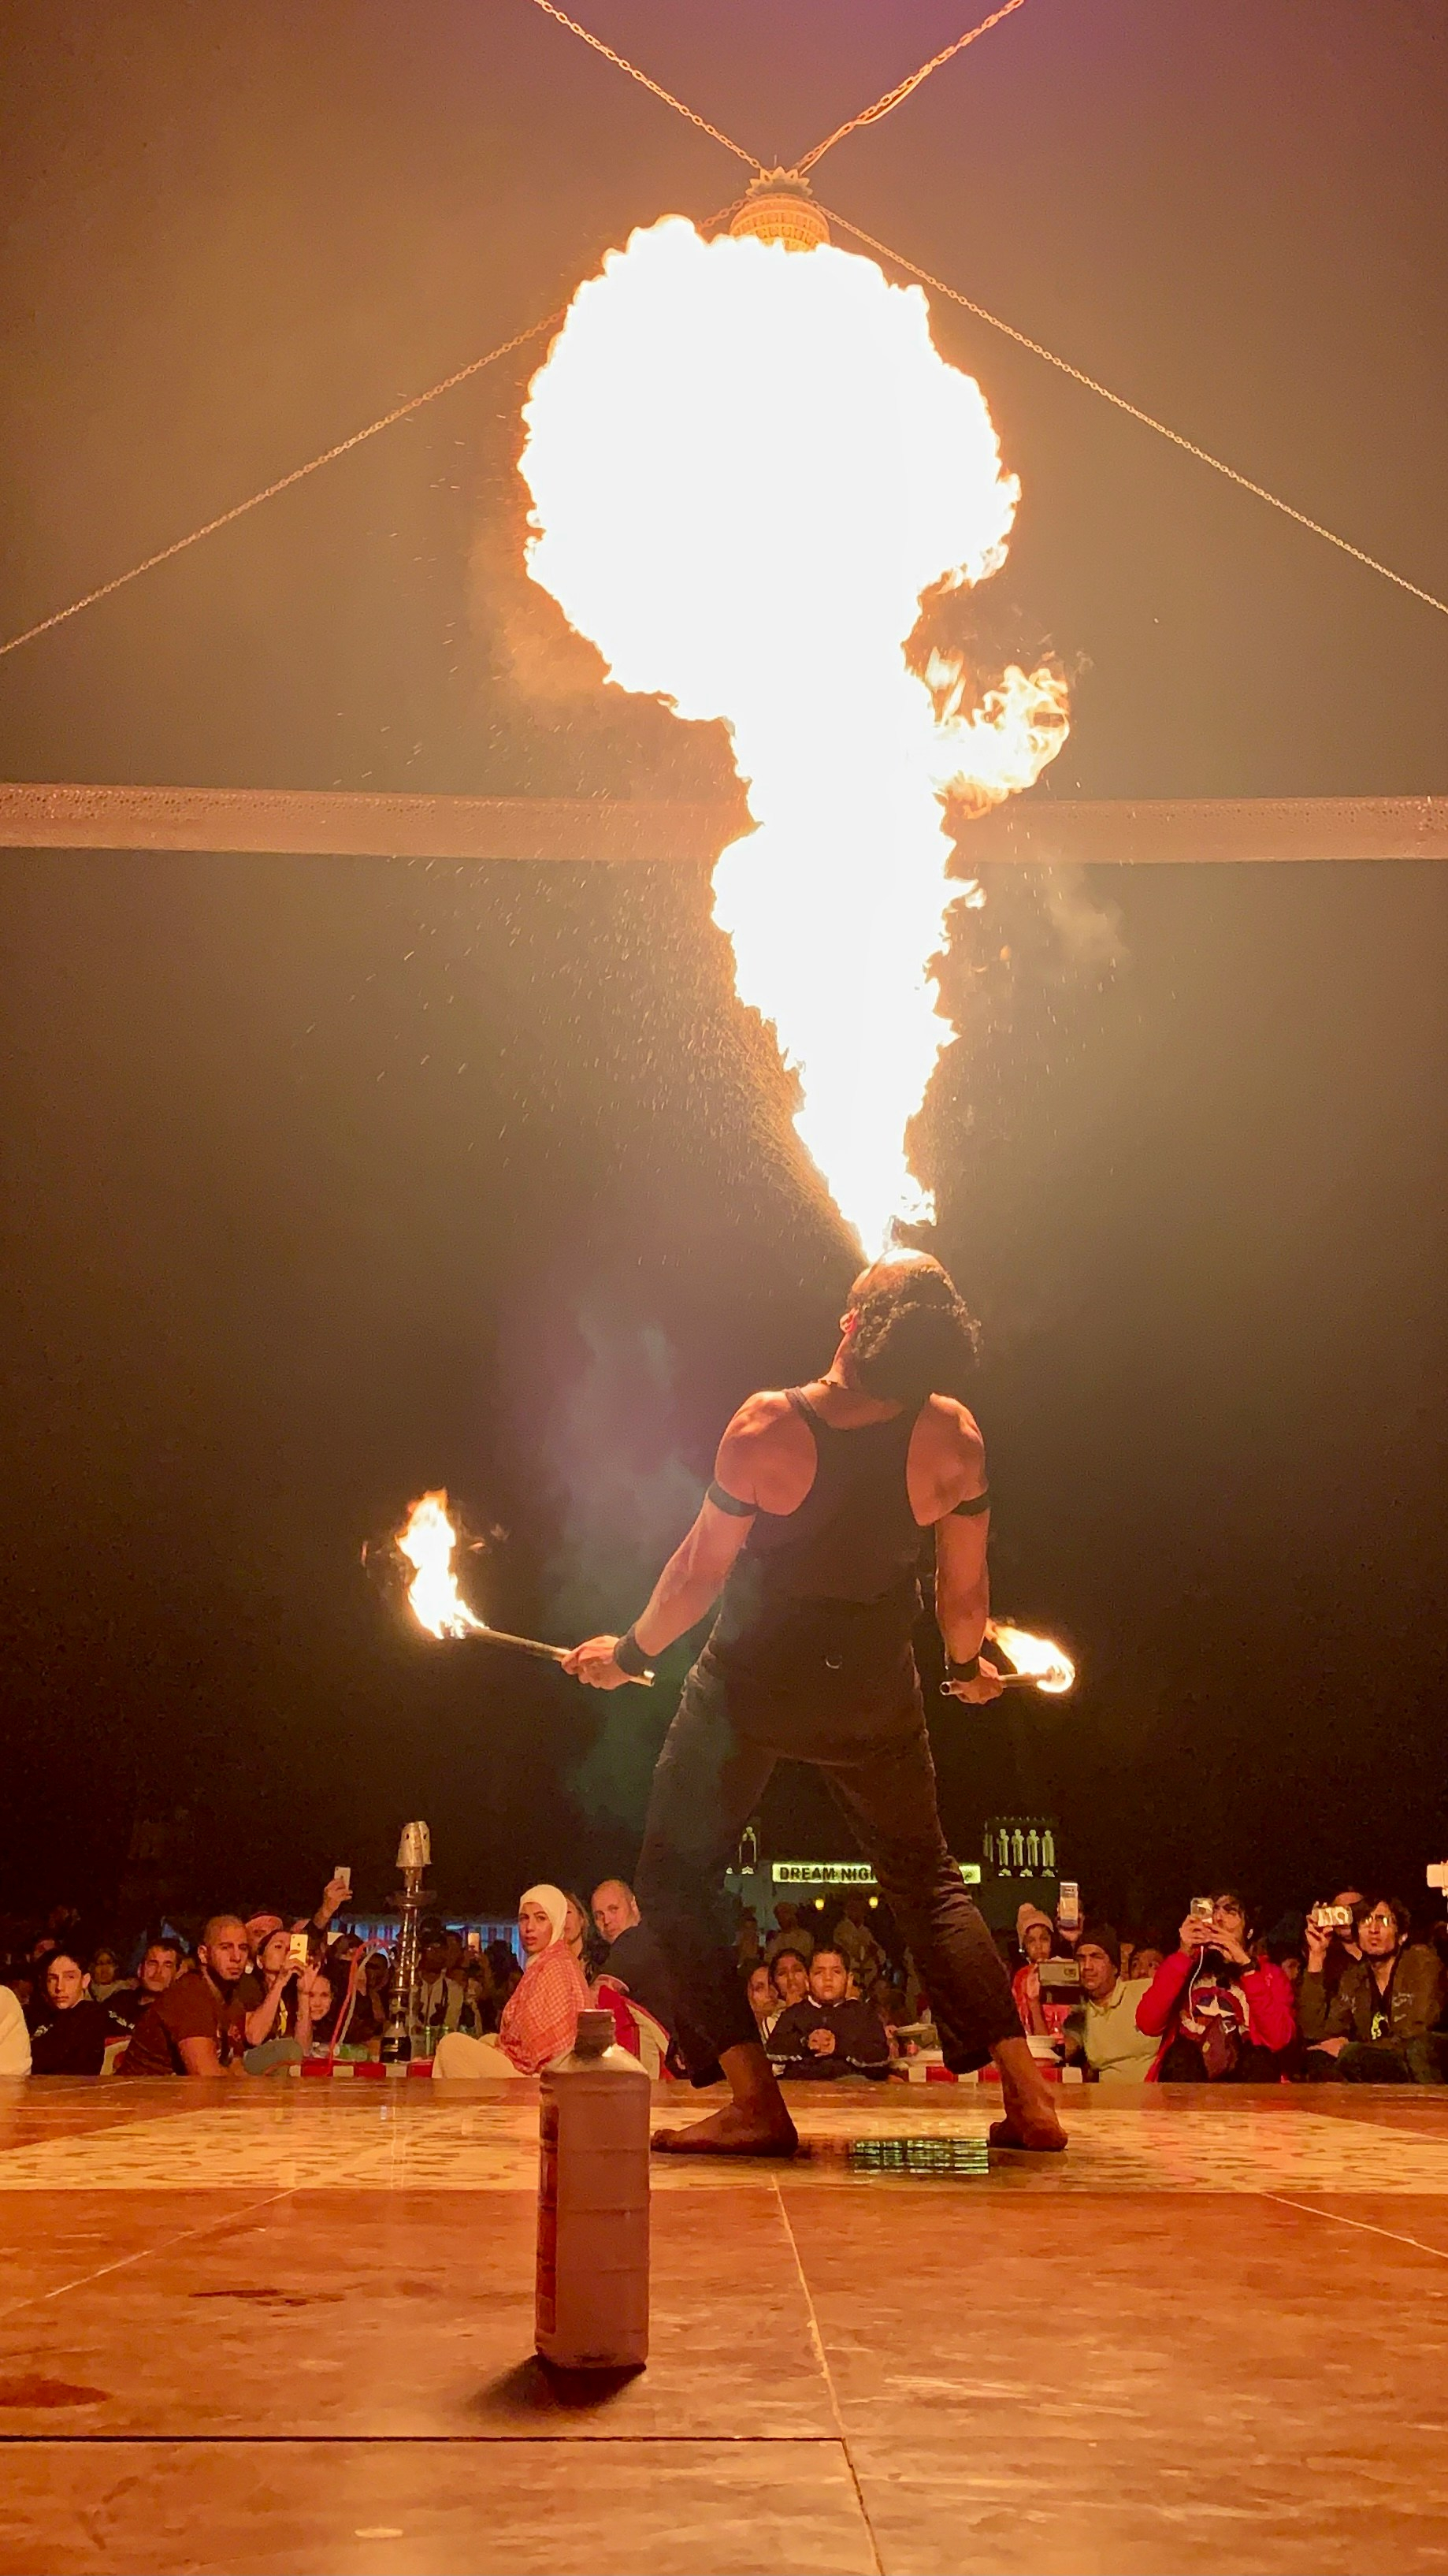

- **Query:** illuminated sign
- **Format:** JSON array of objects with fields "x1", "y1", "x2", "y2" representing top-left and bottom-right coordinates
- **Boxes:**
[
  {"x1": 773, "y1": 1860, "x2": 874, "y2": 1886},
  {"x1": 771, "y1": 1860, "x2": 981, "y2": 1887}
]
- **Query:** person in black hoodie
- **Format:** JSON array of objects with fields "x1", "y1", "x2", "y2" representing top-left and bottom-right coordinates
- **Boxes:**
[
  {"x1": 29, "y1": 1952, "x2": 115, "y2": 2076},
  {"x1": 769, "y1": 1945, "x2": 891, "y2": 2081}
]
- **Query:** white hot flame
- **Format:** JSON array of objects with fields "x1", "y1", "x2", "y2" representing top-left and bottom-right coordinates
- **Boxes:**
[
  {"x1": 396, "y1": 1491, "x2": 488, "y2": 1641},
  {"x1": 989, "y1": 1620, "x2": 1075, "y2": 1695},
  {"x1": 519, "y1": 216, "x2": 1067, "y2": 1252}
]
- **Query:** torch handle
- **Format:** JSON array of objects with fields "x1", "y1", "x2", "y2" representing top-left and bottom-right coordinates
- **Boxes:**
[
  {"x1": 939, "y1": 1672, "x2": 1061, "y2": 1696},
  {"x1": 464, "y1": 1627, "x2": 655, "y2": 1682},
  {"x1": 469, "y1": 1628, "x2": 570, "y2": 1665}
]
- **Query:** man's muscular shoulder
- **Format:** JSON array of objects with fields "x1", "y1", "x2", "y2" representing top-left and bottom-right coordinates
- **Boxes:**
[
  {"x1": 727, "y1": 1388, "x2": 798, "y2": 1440},
  {"x1": 715, "y1": 1390, "x2": 812, "y2": 1511},
  {"x1": 911, "y1": 1393, "x2": 986, "y2": 1517}
]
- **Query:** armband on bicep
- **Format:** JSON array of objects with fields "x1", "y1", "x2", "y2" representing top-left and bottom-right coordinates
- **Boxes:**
[
  {"x1": 949, "y1": 1486, "x2": 990, "y2": 1518},
  {"x1": 707, "y1": 1480, "x2": 756, "y2": 1518}
]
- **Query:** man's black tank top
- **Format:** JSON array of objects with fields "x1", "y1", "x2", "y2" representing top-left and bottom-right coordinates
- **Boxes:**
[{"x1": 704, "y1": 1390, "x2": 926, "y2": 1733}]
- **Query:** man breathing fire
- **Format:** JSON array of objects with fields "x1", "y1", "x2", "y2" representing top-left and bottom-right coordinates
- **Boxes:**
[{"x1": 564, "y1": 1252, "x2": 1067, "y2": 2157}]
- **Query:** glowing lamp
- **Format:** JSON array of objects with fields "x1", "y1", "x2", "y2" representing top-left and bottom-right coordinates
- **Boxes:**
[{"x1": 729, "y1": 170, "x2": 830, "y2": 251}]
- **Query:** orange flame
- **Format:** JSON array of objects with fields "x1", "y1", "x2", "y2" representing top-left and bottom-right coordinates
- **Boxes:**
[
  {"x1": 988, "y1": 1620, "x2": 1075, "y2": 1695},
  {"x1": 395, "y1": 1491, "x2": 487, "y2": 1641},
  {"x1": 519, "y1": 217, "x2": 1067, "y2": 1254}
]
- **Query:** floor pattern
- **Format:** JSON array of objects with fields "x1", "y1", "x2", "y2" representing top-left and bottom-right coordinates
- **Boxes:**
[
  {"x1": 4, "y1": 2079, "x2": 1448, "y2": 2574},
  {"x1": 4, "y1": 2082, "x2": 1448, "y2": 2194}
]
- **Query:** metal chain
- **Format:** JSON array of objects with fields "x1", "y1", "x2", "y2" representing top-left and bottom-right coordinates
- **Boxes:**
[
  {"x1": 820, "y1": 206, "x2": 1448, "y2": 620},
  {"x1": 0, "y1": 311, "x2": 565, "y2": 662},
  {"x1": 797, "y1": 0, "x2": 1034, "y2": 173},
  {"x1": 522, "y1": 0, "x2": 761, "y2": 170}
]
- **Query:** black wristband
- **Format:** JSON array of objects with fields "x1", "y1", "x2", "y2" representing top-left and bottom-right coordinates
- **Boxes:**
[
  {"x1": 614, "y1": 1626, "x2": 652, "y2": 1680},
  {"x1": 946, "y1": 1653, "x2": 981, "y2": 1683}
]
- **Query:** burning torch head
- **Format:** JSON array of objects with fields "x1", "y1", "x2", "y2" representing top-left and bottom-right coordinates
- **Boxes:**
[
  {"x1": 988, "y1": 1622, "x2": 1075, "y2": 1696},
  {"x1": 363, "y1": 1491, "x2": 492, "y2": 1641}
]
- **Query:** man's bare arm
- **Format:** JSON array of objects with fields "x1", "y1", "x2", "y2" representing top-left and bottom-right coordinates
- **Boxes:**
[
  {"x1": 929, "y1": 1406, "x2": 1004, "y2": 1705},
  {"x1": 934, "y1": 1508, "x2": 991, "y2": 1664}
]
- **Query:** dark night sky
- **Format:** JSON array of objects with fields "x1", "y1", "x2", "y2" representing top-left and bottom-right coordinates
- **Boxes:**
[{"x1": 1, "y1": 1, "x2": 1445, "y2": 1933}]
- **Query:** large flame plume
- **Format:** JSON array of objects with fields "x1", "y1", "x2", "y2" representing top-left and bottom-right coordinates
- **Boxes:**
[
  {"x1": 520, "y1": 216, "x2": 1067, "y2": 1251},
  {"x1": 395, "y1": 1491, "x2": 488, "y2": 1641}
]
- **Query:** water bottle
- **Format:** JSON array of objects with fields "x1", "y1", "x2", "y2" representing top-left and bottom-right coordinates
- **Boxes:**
[{"x1": 536, "y1": 2008, "x2": 650, "y2": 2370}]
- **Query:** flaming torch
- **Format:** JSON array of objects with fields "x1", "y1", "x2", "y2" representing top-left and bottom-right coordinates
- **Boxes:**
[
  {"x1": 395, "y1": 1491, "x2": 488, "y2": 1641},
  {"x1": 369, "y1": 1491, "x2": 651, "y2": 1674},
  {"x1": 984, "y1": 1620, "x2": 1075, "y2": 1697}
]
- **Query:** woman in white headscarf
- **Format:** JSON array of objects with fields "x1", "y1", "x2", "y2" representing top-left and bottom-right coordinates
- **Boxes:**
[{"x1": 433, "y1": 1885, "x2": 588, "y2": 2080}]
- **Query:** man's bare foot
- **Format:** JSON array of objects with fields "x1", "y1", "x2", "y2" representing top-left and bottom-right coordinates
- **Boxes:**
[
  {"x1": 652, "y1": 2100, "x2": 799, "y2": 2157},
  {"x1": 989, "y1": 2036, "x2": 1068, "y2": 2154},
  {"x1": 988, "y1": 2112, "x2": 1067, "y2": 2153}
]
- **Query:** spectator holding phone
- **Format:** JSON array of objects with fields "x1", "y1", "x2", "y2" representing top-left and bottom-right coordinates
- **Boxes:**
[
  {"x1": 243, "y1": 1927, "x2": 333, "y2": 2070},
  {"x1": 1012, "y1": 1905, "x2": 1071, "y2": 2039},
  {"x1": 1300, "y1": 1895, "x2": 1445, "y2": 2083},
  {"x1": 1136, "y1": 1891, "x2": 1295, "y2": 2082}
]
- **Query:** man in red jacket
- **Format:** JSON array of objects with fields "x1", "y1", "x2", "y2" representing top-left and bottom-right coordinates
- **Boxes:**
[{"x1": 1135, "y1": 1890, "x2": 1295, "y2": 2081}]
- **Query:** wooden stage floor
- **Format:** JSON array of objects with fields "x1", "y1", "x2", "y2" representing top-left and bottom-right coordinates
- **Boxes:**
[{"x1": 2, "y1": 2078, "x2": 1448, "y2": 2575}]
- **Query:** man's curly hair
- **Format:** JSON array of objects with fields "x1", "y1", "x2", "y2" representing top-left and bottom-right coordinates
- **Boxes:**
[{"x1": 846, "y1": 1258, "x2": 981, "y2": 1404}]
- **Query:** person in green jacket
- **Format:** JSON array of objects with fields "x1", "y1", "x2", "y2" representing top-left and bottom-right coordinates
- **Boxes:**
[{"x1": 1301, "y1": 1894, "x2": 1446, "y2": 2083}]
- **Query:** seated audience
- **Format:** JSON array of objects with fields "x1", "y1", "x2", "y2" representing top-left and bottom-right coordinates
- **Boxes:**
[
  {"x1": 1305, "y1": 1889, "x2": 1364, "y2": 2008},
  {"x1": 764, "y1": 1901, "x2": 815, "y2": 1964},
  {"x1": 106, "y1": 1939, "x2": 184, "y2": 2031},
  {"x1": 485, "y1": 1939, "x2": 521, "y2": 2012},
  {"x1": 1012, "y1": 1905, "x2": 1072, "y2": 2039},
  {"x1": 238, "y1": 1908, "x2": 286, "y2": 2011},
  {"x1": 120, "y1": 1916, "x2": 251, "y2": 2075},
  {"x1": 563, "y1": 1893, "x2": 603, "y2": 1979},
  {"x1": 412, "y1": 1922, "x2": 481, "y2": 2038},
  {"x1": 1137, "y1": 1892, "x2": 1295, "y2": 2081},
  {"x1": 747, "y1": 1962, "x2": 779, "y2": 2037},
  {"x1": 347, "y1": 1950, "x2": 394, "y2": 2047},
  {"x1": 29, "y1": 1953, "x2": 114, "y2": 2076},
  {"x1": 243, "y1": 1927, "x2": 335, "y2": 2070},
  {"x1": 833, "y1": 1890, "x2": 886, "y2": 1990},
  {"x1": 87, "y1": 1947, "x2": 134, "y2": 2009},
  {"x1": 769, "y1": 1945, "x2": 890, "y2": 2081},
  {"x1": 433, "y1": 1885, "x2": 588, "y2": 2079},
  {"x1": 591, "y1": 1879, "x2": 674, "y2": 2034},
  {"x1": 770, "y1": 1948, "x2": 811, "y2": 2017},
  {"x1": 0, "y1": 1979, "x2": 31, "y2": 2077},
  {"x1": 1300, "y1": 1895, "x2": 1445, "y2": 2083},
  {"x1": 1061, "y1": 1924, "x2": 1158, "y2": 2084}
]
